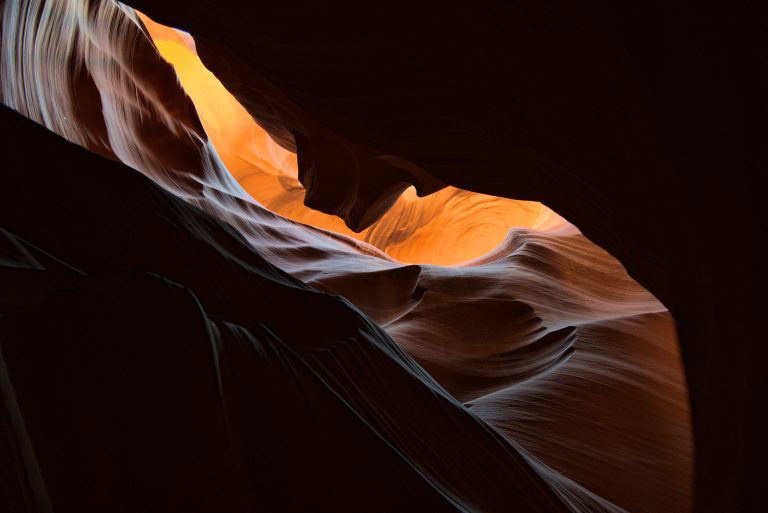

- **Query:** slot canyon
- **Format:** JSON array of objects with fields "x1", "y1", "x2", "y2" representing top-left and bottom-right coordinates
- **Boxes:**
[{"x1": 0, "y1": 1, "x2": 762, "y2": 512}]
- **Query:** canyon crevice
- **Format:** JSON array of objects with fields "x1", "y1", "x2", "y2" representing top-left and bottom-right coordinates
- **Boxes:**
[{"x1": 1, "y1": 1, "x2": 763, "y2": 512}]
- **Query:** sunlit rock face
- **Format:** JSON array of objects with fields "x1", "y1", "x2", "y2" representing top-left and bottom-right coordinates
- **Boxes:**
[
  {"x1": 1, "y1": 2, "x2": 696, "y2": 513},
  {"x1": 138, "y1": 12, "x2": 564, "y2": 266}
]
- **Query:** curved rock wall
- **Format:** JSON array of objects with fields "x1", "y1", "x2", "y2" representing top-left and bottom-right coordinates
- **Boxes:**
[{"x1": 0, "y1": 1, "x2": 707, "y2": 512}]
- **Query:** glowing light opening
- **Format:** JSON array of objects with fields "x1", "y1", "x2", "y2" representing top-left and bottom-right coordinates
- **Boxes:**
[{"x1": 137, "y1": 11, "x2": 566, "y2": 266}]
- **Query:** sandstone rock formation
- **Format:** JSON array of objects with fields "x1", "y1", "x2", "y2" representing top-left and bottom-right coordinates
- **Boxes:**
[{"x1": 1, "y1": 1, "x2": 761, "y2": 511}]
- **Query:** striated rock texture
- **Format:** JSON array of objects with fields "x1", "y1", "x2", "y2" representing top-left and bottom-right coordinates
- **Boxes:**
[
  {"x1": 1, "y1": 102, "x2": 692, "y2": 513},
  {"x1": 1, "y1": 0, "x2": 760, "y2": 512},
  {"x1": 122, "y1": 2, "x2": 765, "y2": 512}
]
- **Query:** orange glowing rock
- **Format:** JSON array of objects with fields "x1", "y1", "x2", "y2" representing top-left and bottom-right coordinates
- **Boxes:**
[{"x1": 138, "y1": 12, "x2": 566, "y2": 266}]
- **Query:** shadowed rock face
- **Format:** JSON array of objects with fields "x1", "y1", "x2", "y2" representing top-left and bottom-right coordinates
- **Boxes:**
[
  {"x1": 2, "y1": 103, "x2": 661, "y2": 513},
  {"x1": 0, "y1": 0, "x2": 761, "y2": 512}
]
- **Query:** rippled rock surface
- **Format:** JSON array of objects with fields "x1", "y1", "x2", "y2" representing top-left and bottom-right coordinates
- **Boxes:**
[{"x1": 2, "y1": 0, "x2": 760, "y2": 511}]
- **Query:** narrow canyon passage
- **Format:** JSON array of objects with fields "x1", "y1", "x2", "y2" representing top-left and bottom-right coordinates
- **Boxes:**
[
  {"x1": 3, "y1": 1, "x2": 757, "y2": 512},
  {"x1": 137, "y1": 11, "x2": 568, "y2": 267}
]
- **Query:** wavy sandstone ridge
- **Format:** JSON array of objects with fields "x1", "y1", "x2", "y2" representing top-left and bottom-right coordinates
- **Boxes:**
[{"x1": 0, "y1": 1, "x2": 693, "y2": 512}]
